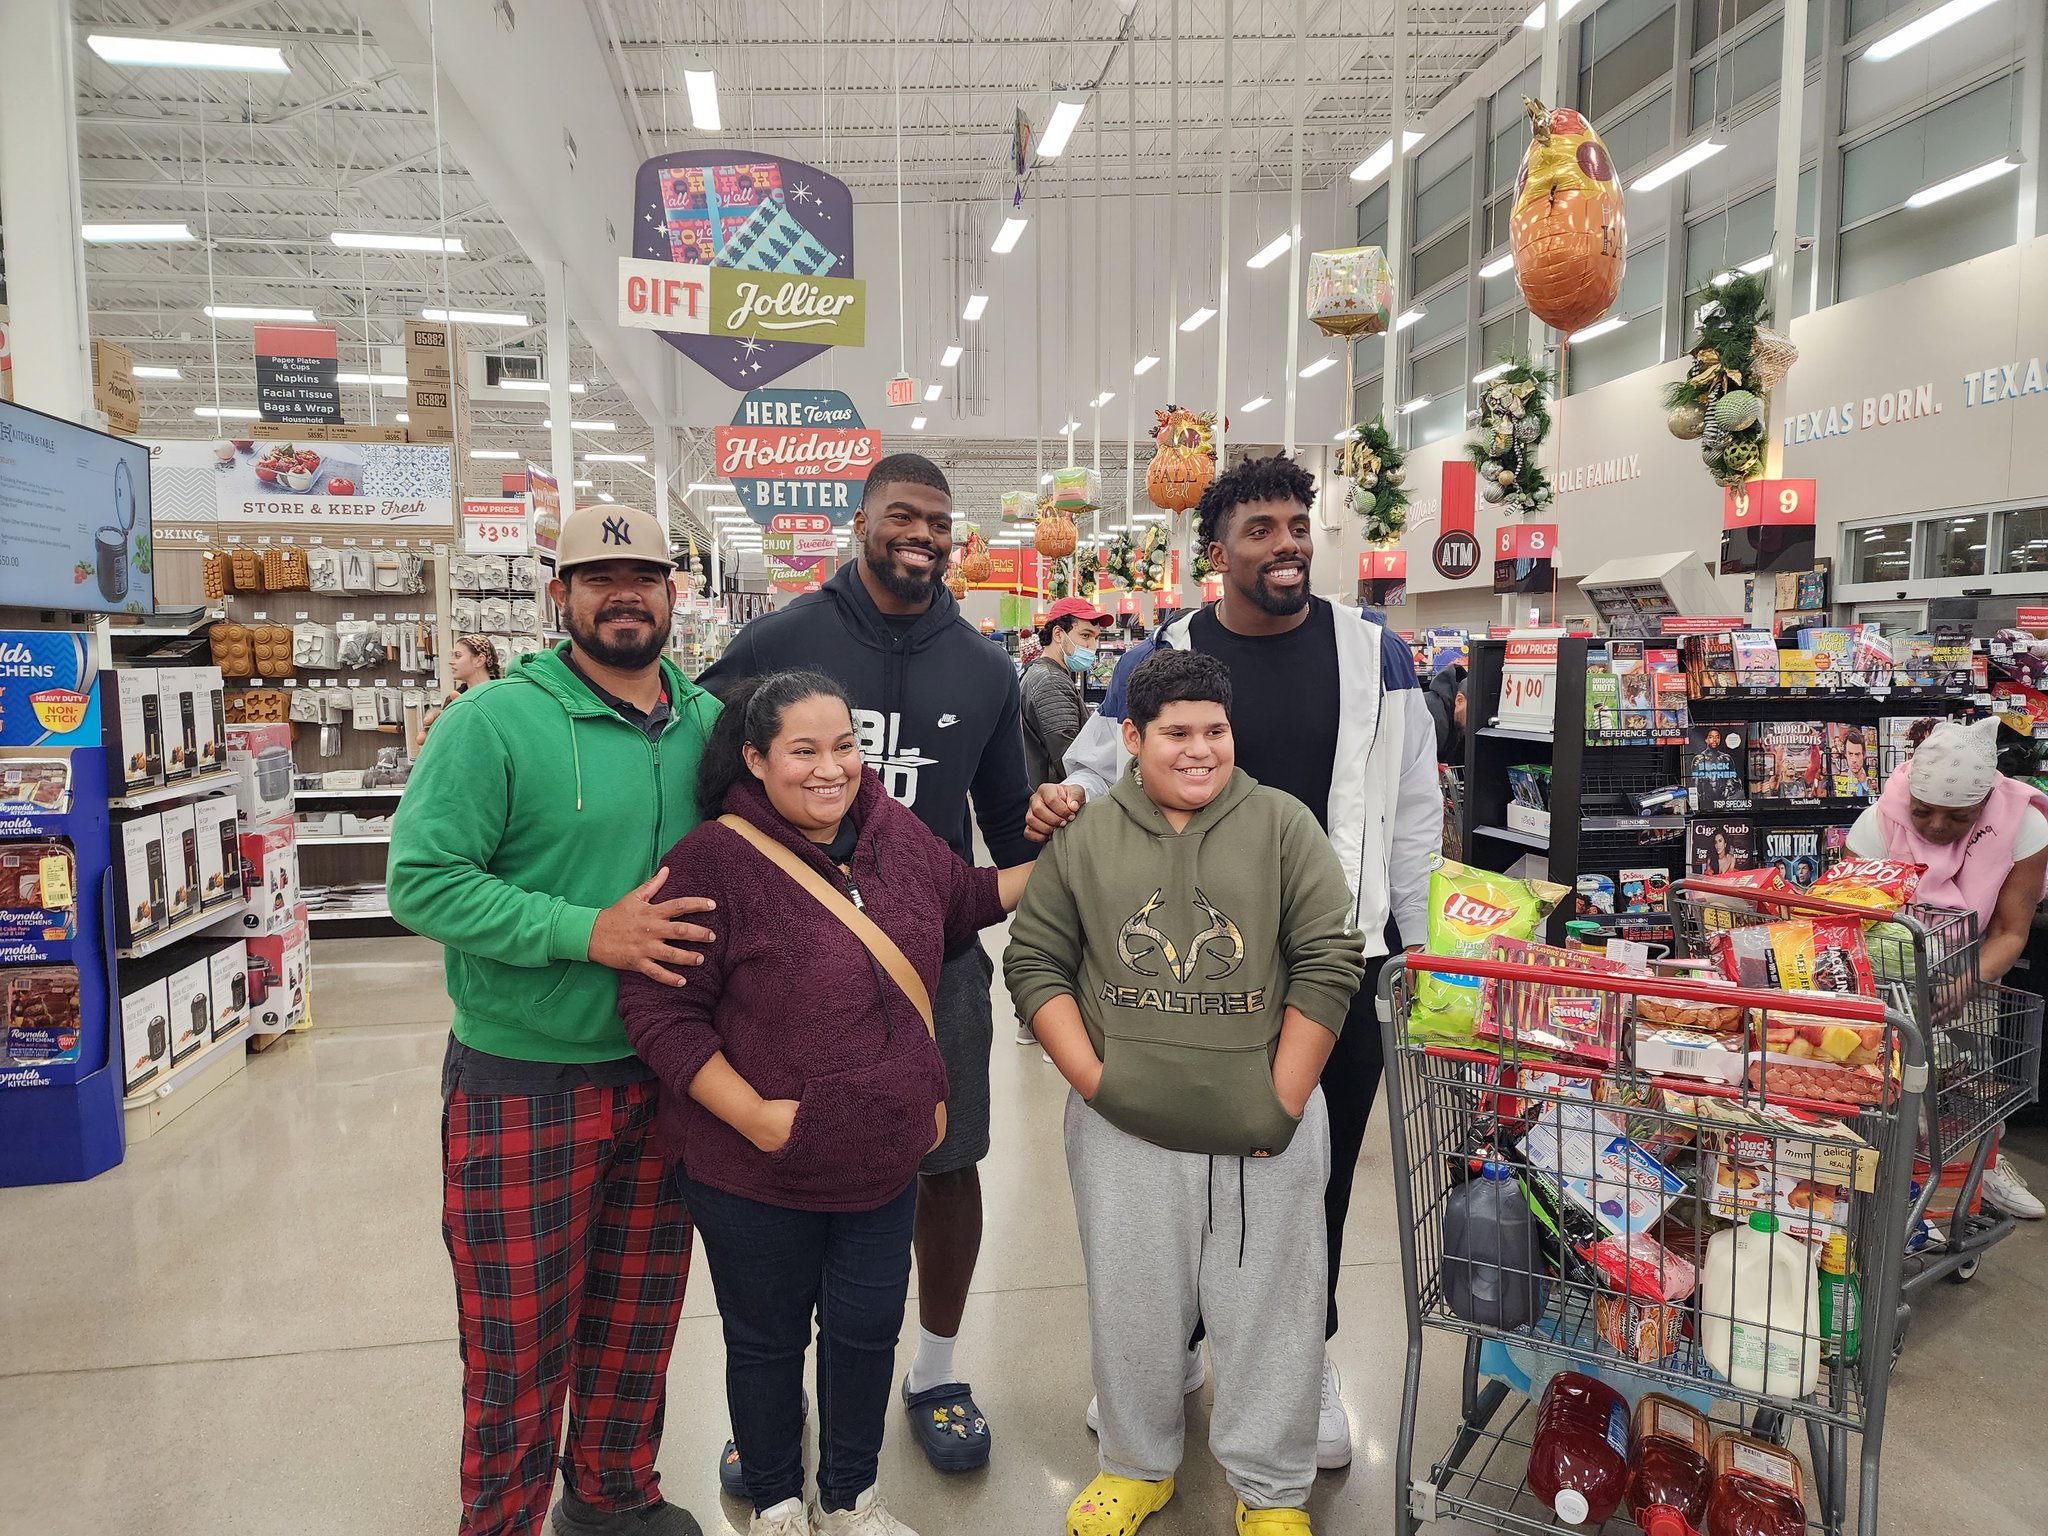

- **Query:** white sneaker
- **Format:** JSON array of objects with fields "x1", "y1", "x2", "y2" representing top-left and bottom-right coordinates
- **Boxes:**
[
  {"x1": 1086, "y1": 1344, "x2": 1207, "y2": 1432},
  {"x1": 1015, "y1": 1020, "x2": 1037, "y2": 1045},
  {"x1": 1317, "y1": 1357, "x2": 1353, "y2": 1469},
  {"x1": 812, "y1": 1486, "x2": 916, "y2": 1536},
  {"x1": 1983, "y1": 1154, "x2": 2046, "y2": 1220},
  {"x1": 751, "y1": 1497, "x2": 812, "y2": 1536}
]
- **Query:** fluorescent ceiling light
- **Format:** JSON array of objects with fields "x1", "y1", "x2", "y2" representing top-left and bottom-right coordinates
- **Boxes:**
[
  {"x1": 596, "y1": 492, "x2": 616, "y2": 503},
  {"x1": 1393, "y1": 308, "x2": 1425, "y2": 331},
  {"x1": 687, "y1": 482, "x2": 728, "y2": 493},
  {"x1": 1038, "y1": 98, "x2": 1087, "y2": 159},
  {"x1": 421, "y1": 306, "x2": 530, "y2": 327},
  {"x1": 1059, "y1": 420, "x2": 1081, "y2": 435},
  {"x1": 499, "y1": 378, "x2": 587, "y2": 393},
  {"x1": 338, "y1": 372, "x2": 406, "y2": 386},
  {"x1": 1474, "y1": 361, "x2": 1512, "y2": 383},
  {"x1": 204, "y1": 304, "x2": 316, "y2": 322},
  {"x1": 1247, "y1": 231, "x2": 1297, "y2": 269},
  {"x1": 87, "y1": 35, "x2": 288, "y2": 73},
  {"x1": 1398, "y1": 396, "x2": 1431, "y2": 414},
  {"x1": 330, "y1": 231, "x2": 463, "y2": 253},
  {"x1": 1632, "y1": 139, "x2": 1724, "y2": 192},
  {"x1": 1478, "y1": 251, "x2": 1516, "y2": 278},
  {"x1": 1521, "y1": 0, "x2": 1590, "y2": 28},
  {"x1": 924, "y1": 384, "x2": 943, "y2": 402},
  {"x1": 1711, "y1": 253, "x2": 1776, "y2": 286},
  {"x1": 132, "y1": 365, "x2": 182, "y2": 380},
  {"x1": 1905, "y1": 156, "x2": 2019, "y2": 208},
  {"x1": 1569, "y1": 316, "x2": 1628, "y2": 342},
  {"x1": 395, "y1": 412, "x2": 409, "y2": 423},
  {"x1": 573, "y1": 479, "x2": 594, "y2": 488},
  {"x1": 192, "y1": 406, "x2": 260, "y2": 419},
  {"x1": 1179, "y1": 307, "x2": 1217, "y2": 332},
  {"x1": 1334, "y1": 429, "x2": 1352, "y2": 441},
  {"x1": 1091, "y1": 391, "x2": 1116, "y2": 408},
  {"x1": 584, "y1": 452, "x2": 647, "y2": 463},
  {"x1": 1865, "y1": 0, "x2": 1999, "y2": 60},
  {"x1": 963, "y1": 293, "x2": 989, "y2": 321},
  {"x1": 543, "y1": 419, "x2": 618, "y2": 431},
  {"x1": 1240, "y1": 395, "x2": 1271, "y2": 413},
  {"x1": 1349, "y1": 130, "x2": 1424, "y2": 183},
  {"x1": 1299, "y1": 355, "x2": 1337, "y2": 377},
  {"x1": 940, "y1": 345, "x2": 964, "y2": 367},
  {"x1": 1133, "y1": 354, "x2": 1160, "y2": 375},
  {"x1": 911, "y1": 416, "x2": 928, "y2": 430},
  {"x1": 991, "y1": 217, "x2": 1029, "y2": 254},
  {"x1": 82, "y1": 222, "x2": 193, "y2": 244},
  {"x1": 469, "y1": 449, "x2": 520, "y2": 460},
  {"x1": 1040, "y1": 473, "x2": 1054, "y2": 485},
  {"x1": 682, "y1": 56, "x2": 721, "y2": 131}
]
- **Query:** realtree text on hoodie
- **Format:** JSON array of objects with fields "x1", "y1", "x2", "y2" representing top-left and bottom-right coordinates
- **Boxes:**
[{"x1": 698, "y1": 560, "x2": 1038, "y2": 874}]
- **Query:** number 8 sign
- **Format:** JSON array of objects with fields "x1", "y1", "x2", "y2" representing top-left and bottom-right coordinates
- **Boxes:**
[{"x1": 1493, "y1": 522, "x2": 1558, "y2": 594}]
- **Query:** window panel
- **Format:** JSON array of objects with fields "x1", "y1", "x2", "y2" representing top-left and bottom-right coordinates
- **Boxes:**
[
  {"x1": 1689, "y1": 18, "x2": 1780, "y2": 131},
  {"x1": 1837, "y1": 174, "x2": 2018, "y2": 299},
  {"x1": 1846, "y1": 522, "x2": 1913, "y2": 584},
  {"x1": 1565, "y1": 310, "x2": 1662, "y2": 393},
  {"x1": 1409, "y1": 280, "x2": 1468, "y2": 347},
  {"x1": 1482, "y1": 266, "x2": 1522, "y2": 314},
  {"x1": 1603, "y1": 89, "x2": 1673, "y2": 177},
  {"x1": 1614, "y1": 241, "x2": 1664, "y2": 318},
  {"x1": 1484, "y1": 194, "x2": 1514, "y2": 251},
  {"x1": 1922, "y1": 514, "x2": 1988, "y2": 579},
  {"x1": 1841, "y1": 74, "x2": 2019, "y2": 225},
  {"x1": 1490, "y1": 118, "x2": 1528, "y2": 195},
  {"x1": 1356, "y1": 185, "x2": 1389, "y2": 247},
  {"x1": 1414, "y1": 223, "x2": 1471, "y2": 293},
  {"x1": 1579, "y1": 0, "x2": 1676, "y2": 121},
  {"x1": 1354, "y1": 332, "x2": 1385, "y2": 378},
  {"x1": 1693, "y1": 0, "x2": 1771, "y2": 48},
  {"x1": 1846, "y1": 0, "x2": 1916, "y2": 39},
  {"x1": 1415, "y1": 129, "x2": 1471, "y2": 193},
  {"x1": 1480, "y1": 310, "x2": 1526, "y2": 364},
  {"x1": 1411, "y1": 340, "x2": 1469, "y2": 400},
  {"x1": 1415, "y1": 158, "x2": 1474, "y2": 240},
  {"x1": 1683, "y1": 170, "x2": 1818, "y2": 293},
  {"x1": 1411, "y1": 391, "x2": 1468, "y2": 448},
  {"x1": 1998, "y1": 508, "x2": 2048, "y2": 574}
]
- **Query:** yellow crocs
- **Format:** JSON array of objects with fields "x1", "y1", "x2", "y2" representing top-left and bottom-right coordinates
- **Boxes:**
[
  {"x1": 1235, "y1": 1503, "x2": 1313, "y2": 1535},
  {"x1": 1067, "y1": 1472, "x2": 1175, "y2": 1536}
]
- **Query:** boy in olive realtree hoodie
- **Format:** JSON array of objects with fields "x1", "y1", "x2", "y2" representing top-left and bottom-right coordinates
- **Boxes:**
[{"x1": 1004, "y1": 651, "x2": 1365, "y2": 1536}]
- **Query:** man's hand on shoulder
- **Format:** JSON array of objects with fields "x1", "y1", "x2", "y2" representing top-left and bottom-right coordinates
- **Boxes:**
[
  {"x1": 588, "y1": 869, "x2": 717, "y2": 986},
  {"x1": 1025, "y1": 782, "x2": 1086, "y2": 843}
]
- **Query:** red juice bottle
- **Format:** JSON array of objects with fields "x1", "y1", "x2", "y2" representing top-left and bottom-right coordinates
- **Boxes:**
[
  {"x1": 1706, "y1": 1434, "x2": 1808, "y2": 1536},
  {"x1": 1627, "y1": 1393, "x2": 1711, "y2": 1531},
  {"x1": 1525, "y1": 1371, "x2": 1631, "y2": 1526}
]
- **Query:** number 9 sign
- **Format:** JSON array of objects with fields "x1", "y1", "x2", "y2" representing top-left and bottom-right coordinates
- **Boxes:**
[{"x1": 1721, "y1": 478, "x2": 1816, "y2": 529}]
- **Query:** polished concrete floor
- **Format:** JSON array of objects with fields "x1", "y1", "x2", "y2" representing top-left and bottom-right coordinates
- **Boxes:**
[{"x1": 4, "y1": 934, "x2": 2045, "y2": 1535}]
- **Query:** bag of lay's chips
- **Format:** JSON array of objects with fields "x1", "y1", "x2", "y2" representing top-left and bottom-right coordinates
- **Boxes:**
[{"x1": 1409, "y1": 861, "x2": 1570, "y2": 1044}]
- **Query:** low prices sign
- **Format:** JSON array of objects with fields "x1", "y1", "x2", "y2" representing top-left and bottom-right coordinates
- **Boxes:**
[
  {"x1": 1721, "y1": 477, "x2": 1817, "y2": 577},
  {"x1": 463, "y1": 499, "x2": 530, "y2": 555},
  {"x1": 1493, "y1": 522, "x2": 1557, "y2": 595},
  {"x1": 717, "y1": 388, "x2": 878, "y2": 525},
  {"x1": 1497, "y1": 636, "x2": 1560, "y2": 733}
]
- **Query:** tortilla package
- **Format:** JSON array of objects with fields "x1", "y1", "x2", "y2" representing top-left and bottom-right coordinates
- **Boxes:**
[
  {"x1": 1809, "y1": 858, "x2": 1925, "y2": 914},
  {"x1": 1409, "y1": 861, "x2": 1570, "y2": 1045}
]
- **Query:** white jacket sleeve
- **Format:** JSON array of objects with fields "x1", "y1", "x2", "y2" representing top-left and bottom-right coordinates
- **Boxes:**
[
  {"x1": 1388, "y1": 687, "x2": 1442, "y2": 946},
  {"x1": 1062, "y1": 710, "x2": 1121, "y2": 802}
]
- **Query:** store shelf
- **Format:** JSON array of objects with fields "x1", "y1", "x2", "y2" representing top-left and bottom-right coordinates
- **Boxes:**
[
  {"x1": 123, "y1": 1024, "x2": 247, "y2": 1109},
  {"x1": 308, "y1": 906, "x2": 393, "y2": 922},
  {"x1": 1478, "y1": 725, "x2": 1553, "y2": 744},
  {"x1": 108, "y1": 769, "x2": 237, "y2": 810},
  {"x1": 117, "y1": 906, "x2": 243, "y2": 961},
  {"x1": 1580, "y1": 815, "x2": 1686, "y2": 832},
  {"x1": 296, "y1": 834, "x2": 392, "y2": 846},
  {"x1": 294, "y1": 787, "x2": 405, "y2": 801},
  {"x1": 1474, "y1": 823, "x2": 1550, "y2": 851},
  {"x1": 107, "y1": 607, "x2": 221, "y2": 640}
]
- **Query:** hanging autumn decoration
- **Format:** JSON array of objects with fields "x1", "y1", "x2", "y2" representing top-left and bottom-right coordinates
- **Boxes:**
[
  {"x1": 1509, "y1": 98, "x2": 1627, "y2": 336},
  {"x1": 1662, "y1": 272, "x2": 1798, "y2": 488},
  {"x1": 957, "y1": 527, "x2": 994, "y2": 583},
  {"x1": 945, "y1": 567, "x2": 970, "y2": 600},
  {"x1": 1336, "y1": 414, "x2": 1410, "y2": 544},
  {"x1": 1106, "y1": 525, "x2": 1172, "y2": 593},
  {"x1": 1146, "y1": 405, "x2": 1218, "y2": 512},
  {"x1": 1035, "y1": 493, "x2": 1079, "y2": 557},
  {"x1": 1464, "y1": 352, "x2": 1556, "y2": 515}
]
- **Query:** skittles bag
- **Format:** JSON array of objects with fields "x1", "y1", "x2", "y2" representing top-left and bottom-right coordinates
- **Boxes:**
[{"x1": 1410, "y1": 861, "x2": 1570, "y2": 1045}]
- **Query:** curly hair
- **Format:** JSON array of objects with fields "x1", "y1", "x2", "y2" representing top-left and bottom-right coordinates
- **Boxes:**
[
  {"x1": 1126, "y1": 649, "x2": 1233, "y2": 733},
  {"x1": 456, "y1": 634, "x2": 504, "y2": 679},
  {"x1": 1193, "y1": 453, "x2": 1318, "y2": 549}
]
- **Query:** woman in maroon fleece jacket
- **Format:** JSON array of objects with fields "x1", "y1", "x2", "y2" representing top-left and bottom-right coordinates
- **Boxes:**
[{"x1": 620, "y1": 671, "x2": 1031, "y2": 1536}]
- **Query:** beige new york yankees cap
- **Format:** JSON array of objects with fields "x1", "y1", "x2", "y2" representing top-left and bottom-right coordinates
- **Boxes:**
[{"x1": 555, "y1": 503, "x2": 676, "y2": 572}]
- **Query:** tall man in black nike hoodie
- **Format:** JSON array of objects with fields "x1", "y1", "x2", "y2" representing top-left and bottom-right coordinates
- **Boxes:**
[{"x1": 697, "y1": 454, "x2": 1036, "y2": 1482}]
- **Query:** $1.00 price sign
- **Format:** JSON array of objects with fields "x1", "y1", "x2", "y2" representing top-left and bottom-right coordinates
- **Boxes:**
[
  {"x1": 462, "y1": 500, "x2": 531, "y2": 555},
  {"x1": 1496, "y1": 636, "x2": 1560, "y2": 733}
]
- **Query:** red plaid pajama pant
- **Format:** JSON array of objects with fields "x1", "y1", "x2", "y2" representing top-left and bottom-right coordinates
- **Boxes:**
[{"x1": 443, "y1": 1079, "x2": 690, "y2": 1536}]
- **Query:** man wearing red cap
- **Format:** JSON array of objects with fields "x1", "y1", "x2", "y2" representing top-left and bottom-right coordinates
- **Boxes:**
[{"x1": 1021, "y1": 597, "x2": 1111, "y2": 791}]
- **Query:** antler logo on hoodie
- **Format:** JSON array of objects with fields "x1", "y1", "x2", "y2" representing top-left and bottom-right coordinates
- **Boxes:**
[{"x1": 1116, "y1": 888, "x2": 1246, "y2": 982}]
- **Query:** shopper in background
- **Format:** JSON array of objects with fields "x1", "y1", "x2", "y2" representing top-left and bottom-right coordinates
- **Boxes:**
[
  {"x1": 1846, "y1": 713, "x2": 2048, "y2": 1219},
  {"x1": 1026, "y1": 452, "x2": 1438, "y2": 1468},
  {"x1": 1425, "y1": 657, "x2": 1468, "y2": 766},
  {"x1": 416, "y1": 633, "x2": 504, "y2": 747},
  {"x1": 391, "y1": 504, "x2": 720, "y2": 1536},
  {"x1": 1022, "y1": 596, "x2": 1110, "y2": 790},
  {"x1": 1005, "y1": 650, "x2": 1365, "y2": 1536},
  {"x1": 697, "y1": 453, "x2": 1038, "y2": 1482},
  {"x1": 621, "y1": 671, "x2": 1033, "y2": 1536}
]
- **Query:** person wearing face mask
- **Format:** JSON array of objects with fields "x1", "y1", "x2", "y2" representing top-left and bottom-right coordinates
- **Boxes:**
[
  {"x1": 619, "y1": 671, "x2": 1033, "y2": 1536},
  {"x1": 1843, "y1": 712, "x2": 2048, "y2": 1219},
  {"x1": 1022, "y1": 598, "x2": 1112, "y2": 791}
]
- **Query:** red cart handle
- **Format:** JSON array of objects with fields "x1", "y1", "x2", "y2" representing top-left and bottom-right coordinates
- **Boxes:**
[
  {"x1": 1401, "y1": 951, "x2": 1888, "y2": 1023},
  {"x1": 1677, "y1": 876, "x2": 1935, "y2": 924}
]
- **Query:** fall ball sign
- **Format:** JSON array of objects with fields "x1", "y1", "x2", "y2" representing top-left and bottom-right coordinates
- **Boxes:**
[{"x1": 1509, "y1": 99, "x2": 1626, "y2": 336}]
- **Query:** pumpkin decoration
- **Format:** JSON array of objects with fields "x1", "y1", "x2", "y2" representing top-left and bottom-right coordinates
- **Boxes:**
[
  {"x1": 1146, "y1": 406, "x2": 1219, "y2": 512},
  {"x1": 945, "y1": 568, "x2": 970, "y2": 600},
  {"x1": 1509, "y1": 98, "x2": 1627, "y2": 336},
  {"x1": 1036, "y1": 498, "x2": 1078, "y2": 558},
  {"x1": 957, "y1": 528, "x2": 993, "y2": 584}
]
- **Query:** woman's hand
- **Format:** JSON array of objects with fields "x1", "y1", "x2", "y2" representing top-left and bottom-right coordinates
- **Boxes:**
[{"x1": 746, "y1": 1097, "x2": 801, "y2": 1153}]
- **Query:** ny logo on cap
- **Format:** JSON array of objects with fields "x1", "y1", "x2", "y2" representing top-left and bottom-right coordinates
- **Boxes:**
[{"x1": 601, "y1": 516, "x2": 632, "y2": 547}]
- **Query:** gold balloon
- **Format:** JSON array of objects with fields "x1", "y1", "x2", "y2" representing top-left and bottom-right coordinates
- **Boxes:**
[{"x1": 1509, "y1": 99, "x2": 1627, "y2": 336}]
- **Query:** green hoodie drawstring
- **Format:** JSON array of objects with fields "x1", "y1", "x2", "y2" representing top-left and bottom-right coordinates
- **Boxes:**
[{"x1": 571, "y1": 716, "x2": 585, "y2": 811}]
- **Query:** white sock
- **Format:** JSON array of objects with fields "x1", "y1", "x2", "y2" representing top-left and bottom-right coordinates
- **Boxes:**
[{"x1": 904, "y1": 1326, "x2": 958, "y2": 1393}]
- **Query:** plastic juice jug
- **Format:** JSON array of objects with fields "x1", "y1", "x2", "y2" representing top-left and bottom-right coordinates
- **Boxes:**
[
  {"x1": 1816, "y1": 1234, "x2": 1861, "y2": 1364},
  {"x1": 1699, "y1": 1213, "x2": 1821, "y2": 1397},
  {"x1": 1525, "y1": 1371, "x2": 1631, "y2": 1526},
  {"x1": 1706, "y1": 1433, "x2": 1807, "y2": 1536},
  {"x1": 1627, "y1": 1393, "x2": 1712, "y2": 1529},
  {"x1": 1443, "y1": 1161, "x2": 1547, "y2": 1328}
]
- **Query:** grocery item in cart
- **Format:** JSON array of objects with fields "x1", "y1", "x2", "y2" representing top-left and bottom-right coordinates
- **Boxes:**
[
  {"x1": 1705, "y1": 1433, "x2": 1807, "y2": 1536},
  {"x1": 1816, "y1": 1234, "x2": 1861, "y2": 1364},
  {"x1": 1633, "y1": 989, "x2": 1747, "y2": 1034},
  {"x1": 1590, "y1": 1230, "x2": 1696, "y2": 1364},
  {"x1": 1476, "y1": 938, "x2": 1630, "y2": 1064},
  {"x1": 1707, "y1": 918, "x2": 1875, "y2": 995},
  {"x1": 1409, "y1": 861, "x2": 1569, "y2": 1043},
  {"x1": 1806, "y1": 857, "x2": 1923, "y2": 913},
  {"x1": 1700, "y1": 1212, "x2": 1821, "y2": 1398},
  {"x1": 1441, "y1": 1160, "x2": 1547, "y2": 1328},
  {"x1": 1525, "y1": 1370, "x2": 1632, "y2": 1526},
  {"x1": 1626, "y1": 1393, "x2": 1712, "y2": 1531},
  {"x1": 1520, "y1": 1090, "x2": 1685, "y2": 1237}
]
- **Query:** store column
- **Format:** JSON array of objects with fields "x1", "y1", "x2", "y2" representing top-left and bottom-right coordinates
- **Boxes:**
[
  {"x1": 543, "y1": 260, "x2": 576, "y2": 522},
  {"x1": 0, "y1": 0, "x2": 92, "y2": 420}
]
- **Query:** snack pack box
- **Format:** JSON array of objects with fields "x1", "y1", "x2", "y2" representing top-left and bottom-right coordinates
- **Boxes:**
[
  {"x1": 1702, "y1": 1147, "x2": 1851, "y2": 1243},
  {"x1": 1693, "y1": 1095, "x2": 1877, "y2": 1191},
  {"x1": 1521, "y1": 1093, "x2": 1685, "y2": 1237}
]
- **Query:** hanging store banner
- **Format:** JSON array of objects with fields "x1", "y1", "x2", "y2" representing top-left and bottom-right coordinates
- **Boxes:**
[
  {"x1": 716, "y1": 388, "x2": 879, "y2": 526},
  {"x1": 253, "y1": 324, "x2": 342, "y2": 424},
  {"x1": 526, "y1": 463, "x2": 561, "y2": 555},
  {"x1": 141, "y1": 438, "x2": 453, "y2": 528},
  {"x1": 970, "y1": 547, "x2": 1049, "y2": 595},
  {"x1": 625, "y1": 152, "x2": 863, "y2": 391}
]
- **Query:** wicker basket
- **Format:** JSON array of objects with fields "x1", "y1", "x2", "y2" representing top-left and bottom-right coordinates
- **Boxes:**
[{"x1": 1750, "y1": 326, "x2": 1800, "y2": 392}]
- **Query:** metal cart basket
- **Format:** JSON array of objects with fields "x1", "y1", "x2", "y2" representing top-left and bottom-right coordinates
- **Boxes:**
[{"x1": 1381, "y1": 953, "x2": 1926, "y2": 1536}]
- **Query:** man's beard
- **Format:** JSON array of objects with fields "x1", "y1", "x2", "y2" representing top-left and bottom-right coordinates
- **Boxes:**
[
  {"x1": 864, "y1": 542, "x2": 943, "y2": 605},
  {"x1": 1240, "y1": 562, "x2": 1312, "y2": 616},
  {"x1": 569, "y1": 601, "x2": 668, "y2": 669}
]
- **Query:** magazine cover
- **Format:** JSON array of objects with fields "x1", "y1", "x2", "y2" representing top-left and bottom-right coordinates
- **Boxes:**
[
  {"x1": 1609, "y1": 640, "x2": 1652, "y2": 711},
  {"x1": 1764, "y1": 826, "x2": 1824, "y2": 891},
  {"x1": 1750, "y1": 720, "x2": 1828, "y2": 802},
  {"x1": 1685, "y1": 724, "x2": 1750, "y2": 812},
  {"x1": 1689, "y1": 819, "x2": 1755, "y2": 876},
  {"x1": 1827, "y1": 722, "x2": 1880, "y2": 799},
  {"x1": 1879, "y1": 716, "x2": 1943, "y2": 778}
]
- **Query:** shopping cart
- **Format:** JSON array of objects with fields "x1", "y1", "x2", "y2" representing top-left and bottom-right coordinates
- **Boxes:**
[
  {"x1": 1380, "y1": 953, "x2": 1925, "y2": 1536},
  {"x1": 1671, "y1": 878, "x2": 2044, "y2": 1333}
]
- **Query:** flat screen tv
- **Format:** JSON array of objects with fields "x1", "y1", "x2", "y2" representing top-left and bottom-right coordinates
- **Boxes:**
[{"x1": 0, "y1": 397, "x2": 155, "y2": 615}]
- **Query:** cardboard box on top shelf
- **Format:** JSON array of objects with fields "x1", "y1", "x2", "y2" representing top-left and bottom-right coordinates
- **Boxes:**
[{"x1": 91, "y1": 337, "x2": 140, "y2": 436}]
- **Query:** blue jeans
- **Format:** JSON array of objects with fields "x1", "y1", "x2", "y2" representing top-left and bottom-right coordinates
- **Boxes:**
[{"x1": 682, "y1": 1175, "x2": 917, "y2": 1513}]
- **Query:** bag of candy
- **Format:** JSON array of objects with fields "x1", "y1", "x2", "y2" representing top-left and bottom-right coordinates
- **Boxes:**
[{"x1": 1409, "y1": 862, "x2": 1570, "y2": 1045}]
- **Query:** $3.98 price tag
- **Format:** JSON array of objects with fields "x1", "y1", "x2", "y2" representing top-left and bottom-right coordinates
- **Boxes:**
[{"x1": 462, "y1": 500, "x2": 531, "y2": 555}]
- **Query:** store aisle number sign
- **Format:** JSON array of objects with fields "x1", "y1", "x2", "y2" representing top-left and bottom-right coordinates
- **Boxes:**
[
  {"x1": 1720, "y1": 478, "x2": 1816, "y2": 576},
  {"x1": 462, "y1": 500, "x2": 530, "y2": 556},
  {"x1": 717, "y1": 389, "x2": 878, "y2": 526},
  {"x1": 1493, "y1": 522, "x2": 1557, "y2": 595}
]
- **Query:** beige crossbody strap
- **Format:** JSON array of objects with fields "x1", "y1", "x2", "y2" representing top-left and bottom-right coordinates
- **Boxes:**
[{"x1": 718, "y1": 815, "x2": 936, "y2": 1036}]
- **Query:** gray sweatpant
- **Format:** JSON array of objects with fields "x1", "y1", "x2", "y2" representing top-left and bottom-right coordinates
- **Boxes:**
[{"x1": 1065, "y1": 1086, "x2": 1331, "y2": 1510}]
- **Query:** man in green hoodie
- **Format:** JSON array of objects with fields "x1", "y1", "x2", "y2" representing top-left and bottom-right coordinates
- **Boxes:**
[
  {"x1": 1004, "y1": 650, "x2": 1365, "y2": 1536},
  {"x1": 390, "y1": 504, "x2": 721, "y2": 1536}
]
